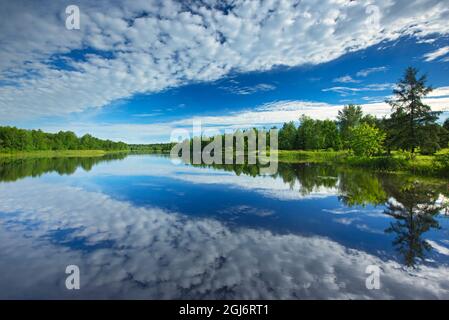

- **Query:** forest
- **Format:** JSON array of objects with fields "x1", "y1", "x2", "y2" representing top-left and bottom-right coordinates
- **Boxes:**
[
  {"x1": 0, "y1": 127, "x2": 128, "y2": 152},
  {"x1": 267, "y1": 67, "x2": 448, "y2": 157}
]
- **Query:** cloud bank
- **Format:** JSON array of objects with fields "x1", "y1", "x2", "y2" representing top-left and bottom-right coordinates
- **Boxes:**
[{"x1": 1, "y1": 0, "x2": 449, "y2": 120}]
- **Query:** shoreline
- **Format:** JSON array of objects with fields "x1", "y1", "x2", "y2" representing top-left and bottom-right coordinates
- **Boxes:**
[
  {"x1": 0, "y1": 149, "x2": 129, "y2": 159},
  {"x1": 1, "y1": 148, "x2": 448, "y2": 180},
  {"x1": 275, "y1": 149, "x2": 449, "y2": 179}
]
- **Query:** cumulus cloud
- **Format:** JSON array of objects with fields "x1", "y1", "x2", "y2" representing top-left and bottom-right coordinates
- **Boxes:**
[
  {"x1": 1, "y1": 0, "x2": 449, "y2": 120},
  {"x1": 1, "y1": 180, "x2": 449, "y2": 299}
]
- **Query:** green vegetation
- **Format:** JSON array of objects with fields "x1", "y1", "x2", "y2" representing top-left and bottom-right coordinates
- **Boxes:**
[
  {"x1": 275, "y1": 67, "x2": 447, "y2": 154},
  {"x1": 0, "y1": 126, "x2": 128, "y2": 154},
  {"x1": 129, "y1": 143, "x2": 176, "y2": 154},
  {"x1": 386, "y1": 67, "x2": 442, "y2": 154},
  {"x1": 297, "y1": 116, "x2": 341, "y2": 150},
  {"x1": 348, "y1": 123, "x2": 385, "y2": 157},
  {"x1": 271, "y1": 67, "x2": 449, "y2": 178},
  {"x1": 275, "y1": 149, "x2": 449, "y2": 178}
]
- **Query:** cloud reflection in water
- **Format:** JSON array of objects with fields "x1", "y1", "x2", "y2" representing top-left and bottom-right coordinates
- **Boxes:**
[{"x1": 1, "y1": 180, "x2": 449, "y2": 299}]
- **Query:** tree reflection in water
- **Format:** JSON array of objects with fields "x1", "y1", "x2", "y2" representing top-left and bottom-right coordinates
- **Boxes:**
[
  {"x1": 194, "y1": 160, "x2": 449, "y2": 267},
  {"x1": 384, "y1": 182, "x2": 445, "y2": 267},
  {"x1": 0, "y1": 153, "x2": 127, "y2": 182}
]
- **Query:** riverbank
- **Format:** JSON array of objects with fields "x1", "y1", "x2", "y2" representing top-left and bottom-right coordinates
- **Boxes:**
[
  {"x1": 0, "y1": 149, "x2": 129, "y2": 159},
  {"x1": 276, "y1": 149, "x2": 449, "y2": 178}
]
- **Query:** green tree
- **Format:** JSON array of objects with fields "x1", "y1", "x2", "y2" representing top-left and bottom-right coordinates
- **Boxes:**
[
  {"x1": 278, "y1": 122, "x2": 298, "y2": 150},
  {"x1": 348, "y1": 123, "x2": 385, "y2": 157},
  {"x1": 337, "y1": 104, "x2": 363, "y2": 146},
  {"x1": 387, "y1": 67, "x2": 441, "y2": 154},
  {"x1": 0, "y1": 126, "x2": 128, "y2": 152},
  {"x1": 440, "y1": 118, "x2": 449, "y2": 148},
  {"x1": 420, "y1": 123, "x2": 444, "y2": 155},
  {"x1": 297, "y1": 115, "x2": 319, "y2": 150},
  {"x1": 444, "y1": 118, "x2": 449, "y2": 132},
  {"x1": 320, "y1": 119, "x2": 341, "y2": 150},
  {"x1": 361, "y1": 114, "x2": 380, "y2": 128}
]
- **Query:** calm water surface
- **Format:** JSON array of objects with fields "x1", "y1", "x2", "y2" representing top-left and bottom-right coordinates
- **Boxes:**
[{"x1": 0, "y1": 154, "x2": 448, "y2": 299}]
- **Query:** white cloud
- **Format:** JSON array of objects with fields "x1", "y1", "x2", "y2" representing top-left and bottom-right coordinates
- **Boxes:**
[
  {"x1": 333, "y1": 76, "x2": 361, "y2": 83},
  {"x1": 1, "y1": 0, "x2": 449, "y2": 120},
  {"x1": 1, "y1": 179, "x2": 449, "y2": 299},
  {"x1": 219, "y1": 83, "x2": 276, "y2": 95},
  {"x1": 322, "y1": 83, "x2": 394, "y2": 96},
  {"x1": 428, "y1": 86, "x2": 449, "y2": 97},
  {"x1": 356, "y1": 67, "x2": 388, "y2": 77},
  {"x1": 132, "y1": 113, "x2": 163, "y2": 117},
  {"x1": 423, "y1": 46, "x2": 449, "y2": 62},
  {"x1": 36, "y1": 92, "x2": 449, "y2": 143},
  {"x1": 427, "y1": 240, "x2": 449, "y2": 256}
]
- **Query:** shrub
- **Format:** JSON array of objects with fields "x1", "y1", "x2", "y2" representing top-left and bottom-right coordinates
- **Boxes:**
[
  {"x1": 348, "y1": 123, "x2": 386, "y2": 157},
  {"x1": 434, "y1": 153, "x2": 449, "y2": 176}
]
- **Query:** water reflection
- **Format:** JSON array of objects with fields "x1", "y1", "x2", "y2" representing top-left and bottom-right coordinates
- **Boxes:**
[
  {"x1": 196, "y1": 161, "x2": 448, "y2": 207},
  {"x1": 0, "y1": 155, "x2": 448, "y2": 298},
  {"x1": 1, "y1": 179, "x2": 449, "y2": 299},
  {"x1": 194, "y1": 161, "x2": 449, "y2": 267},
  {"x1": 384, "y1": 182, "x2": 444, "y2": 267},
  {"x1": 0, "y1": 153, "x2": 127, "y2": 182}
]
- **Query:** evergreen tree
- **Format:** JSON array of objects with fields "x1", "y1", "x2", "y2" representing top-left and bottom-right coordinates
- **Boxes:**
[
  {"x1": 441, "y1": 118, "x2": 449, "y2": 148},
  {"x1": 387, "y1": 67, "x2": 441, "y2": 154},
  {"x1": 444, "y1": 118, "x2": 449, "y2": 132}
]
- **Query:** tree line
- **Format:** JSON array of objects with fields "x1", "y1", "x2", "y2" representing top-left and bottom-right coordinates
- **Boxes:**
[
  {"x1": 0, "y1": 127, "x2": 128, "y2": 152},
  {"x1": 278, "y1": 67, "x2": 449, "y2": 156},
  {"x1": 184, "y1": 67, "x2": 448, "y2": 158},
  {"x1": 129, "y1": 143, "x2": 176, "y2": 153}
]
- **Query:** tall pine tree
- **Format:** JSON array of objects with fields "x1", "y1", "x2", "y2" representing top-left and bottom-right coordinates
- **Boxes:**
[{"x1": 387, "y1": 67, "x2": 441, "y2": 154}]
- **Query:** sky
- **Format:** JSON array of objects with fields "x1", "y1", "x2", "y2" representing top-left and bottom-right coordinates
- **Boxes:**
[{"x1": 0, "y1": 0, "x2": 449, "y2": 143}]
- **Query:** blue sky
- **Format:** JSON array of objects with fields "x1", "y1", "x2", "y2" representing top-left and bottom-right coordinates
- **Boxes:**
[{"x1": 1, "y1": 0, "x2": 449, "y2": 143}]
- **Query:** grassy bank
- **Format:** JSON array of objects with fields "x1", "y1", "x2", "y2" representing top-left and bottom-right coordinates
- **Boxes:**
[
  {"x1": 276, "y1": 149, "x2": 449, "y2": 178},
  {"x1": 275, "y1": 150, "x2": 347, "y2": 163},
  {"x1": 0, "y1": 149, "x2": 129, "y2": 159}
]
